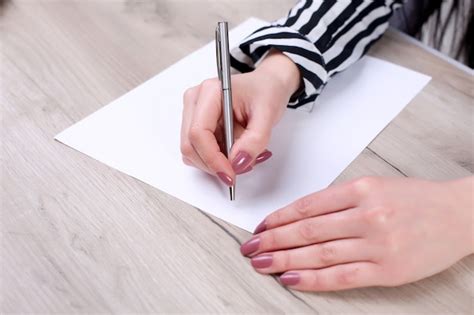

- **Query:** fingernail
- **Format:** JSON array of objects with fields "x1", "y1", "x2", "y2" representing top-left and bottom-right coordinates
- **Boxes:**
[
  {"x1": 251, "y1": 254, "x2": 273, "y2": 269},
  {"x1": 253, "y1": 220, "x2": 267, "y2": 234},
  {"x1": 240, "y1": 237, "x2": 260, "y2": 256},
  {"x1": 216, "y1": 172, "x2": 233, "y2": 186},
  {"x1": 236, "y1": 165, "x2": 252, "y2": 175},
  {"x1": 256, "y1": 150, "x2": 272, "y2": 164},
  {"x1": 232, "y1": 151, "x2": 252, "y2": 174},
  {"x1": 280, "y1": 272, "x2": 300, "y2": 286}
]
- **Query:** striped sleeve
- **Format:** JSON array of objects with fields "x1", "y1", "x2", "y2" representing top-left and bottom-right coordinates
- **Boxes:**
[{"x1": 230, "y1": 0, "x2": 404, "y2": 111}]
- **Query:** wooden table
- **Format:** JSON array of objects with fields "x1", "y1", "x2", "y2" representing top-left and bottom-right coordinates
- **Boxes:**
[{"x1": 2, "y1": 0, "x2": 473, "y2": 313}]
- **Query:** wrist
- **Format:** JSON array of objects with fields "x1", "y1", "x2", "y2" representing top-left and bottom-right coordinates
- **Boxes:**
[
  {"x1": 447, "y1": 176, "x2": 474, "y2": 254},
  {"x1": 254, "y1": 49, "x2": 302, "y2": 100}
]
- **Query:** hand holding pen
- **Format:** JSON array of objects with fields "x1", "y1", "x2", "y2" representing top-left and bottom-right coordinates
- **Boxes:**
[{"x1": 179, "y1": 25, "x2": 301, "y2": 199}]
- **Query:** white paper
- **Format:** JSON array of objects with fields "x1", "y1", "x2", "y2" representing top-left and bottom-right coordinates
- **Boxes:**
[{"x1": 55, "y1": 18, "x2": 431, "y2": 232}]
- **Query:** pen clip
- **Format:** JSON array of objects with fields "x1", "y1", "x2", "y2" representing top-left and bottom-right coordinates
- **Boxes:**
[{"x1": 215, "y1": 25, "x2": 223, "y2": 82}]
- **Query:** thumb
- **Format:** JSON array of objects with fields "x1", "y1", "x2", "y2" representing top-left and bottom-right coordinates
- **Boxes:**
[{"x1": 229, "y1": 111, "x2": 273, "y2": 174}]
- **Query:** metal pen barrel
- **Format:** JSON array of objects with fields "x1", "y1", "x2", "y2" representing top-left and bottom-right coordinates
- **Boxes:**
[{"x1": 216, "y1": 22, "x2": 235, "y2": 200}]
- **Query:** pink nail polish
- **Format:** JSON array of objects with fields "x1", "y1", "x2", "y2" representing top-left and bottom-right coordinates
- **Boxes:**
[
  {"x1": 280, "y1": 272, "x2": 300, "y2": 286},
  {"x1": 232, "y1": 151, "x2": 252, "y2": 174},
  {"x1": 251, "y1": 254, "x2": 273, "y2": 269},
  {"x1": 256, "y1": 150, "x2": 272, "y2": 164},
  {"x1": 216, "y1": 172, "x2": 233, "y2": 186},
  {"x1": 236, "y1": 165, "x2": 252, "y2": 175},
  {"x1": 253, "y1": 220, "x2": 267, "y2": 234},
  {"x1": 240, "y1": 237, "x2": 260, "y2": 256}
]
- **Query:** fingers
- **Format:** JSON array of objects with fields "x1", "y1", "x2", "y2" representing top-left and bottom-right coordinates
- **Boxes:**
[
  {"x1": 228, "y1": 106, "x2": 274, "y2": 174},
  {"x1": 230, "y1": 124, "x2": 253, "y2": 174},
  {"x1": 278, "y1": 262, "x2": 380, "y2": 291},
  {"x1": 251, "y1": 239, "x2": 374, "y2": 274},
  {"x1": 181, "y1": 86, "x2": 209, "y2": 171},
  {"x1": 241, "y1": 208, "x2": 363, "y2": 257},
  {"x1": 190, "y1": 81, "x2": 235, "y2": 180},
  {"x1": 181, "y1": 80, "x2": 235, "y2": 185},
  {"x1": 231, "y1": 124, "x2": 272, "y2": 174},
  {"x1": 254, "y1": 180, "x2": 362, "y2": 233}
]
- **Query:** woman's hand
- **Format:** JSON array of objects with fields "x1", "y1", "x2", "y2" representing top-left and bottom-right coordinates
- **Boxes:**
[
  {"x1": 180, "y1": 50, "x2": 300, "y2": 185},
  {"x1": 241, "y1": 176, "x2": 474, "y2": 291}
]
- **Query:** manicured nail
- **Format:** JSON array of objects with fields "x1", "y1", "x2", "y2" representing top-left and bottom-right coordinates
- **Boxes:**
[
  {"x1": 240, "y1": 237, "x2": 260, "y2": 256},
  {"x1": 236, "y1": 165, "x2": 253, "y2": 175},
  {"x1": 232, "y1": 151, "x2": 252, "y2": 174},
  {"x1": 216, "y1": 172, "x2": 233, "y2": 186},
  {"x1": 251, "y1": 254, "x2": 273, "y2": 269},
  {"x1": 256, "y1": 150, "x2": 272, "y2": 164},
  {"x1": 280, "y1": 272, "x2": 300, "y2": 286},
  {"x1": 253, "y1": 220, "x2": 267, "y2": 234}
]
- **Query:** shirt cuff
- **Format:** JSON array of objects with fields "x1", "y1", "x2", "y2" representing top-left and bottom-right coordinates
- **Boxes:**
[{"x1": 230, "y1": 25, "x2": 328, "y2": 111}]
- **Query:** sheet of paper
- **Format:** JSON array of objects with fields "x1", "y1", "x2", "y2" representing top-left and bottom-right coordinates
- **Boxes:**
[{"x1": 55, "y1": 18, "x2": 431, "y2": 232}]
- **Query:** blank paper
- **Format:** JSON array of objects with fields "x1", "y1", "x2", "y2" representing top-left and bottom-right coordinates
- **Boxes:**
[{"x1": 55, "y1": 18, "x2": 431, "y2": 232}]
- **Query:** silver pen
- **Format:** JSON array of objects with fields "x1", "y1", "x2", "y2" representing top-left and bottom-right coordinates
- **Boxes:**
[{"x1": 215, "y1": 22, "x2": 235, "y2": 201}]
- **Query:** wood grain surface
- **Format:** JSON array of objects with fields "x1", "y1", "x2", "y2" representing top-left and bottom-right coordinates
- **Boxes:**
[{"x1": 1, "y1": 0, "x2": 473, "y2": 313}]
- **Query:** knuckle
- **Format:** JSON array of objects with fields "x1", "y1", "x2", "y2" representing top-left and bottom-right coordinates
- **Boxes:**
[
  {"x1": 180, "y1": 142, "x2": 193, "y2": 157},
  {"x1": 298, "y1": 220, "x2": 318, "y2": 242},
  {"x1": 181, "y1": 156, "x2": 192, "y2": 166},
  {"x1": 311, "y1": 272, "x2": 325, "y2": 290},
  {"x1": 248, "y1": 131, "x2": 268, "y2": 147},
  {"x1": 201, "y1": 78, "x2": 220, "y2": 92},
  {"x1": 364, "y1": 206, "x2": 393, "y2": 230},
  {"x1": 279, "y1": 252, "x2": 291, "y2": 271},
  {"x1": 183, "y1": 87, "x2": 196, "y2": 103},
  {"x1": 204, "y1": 158, "x2": 220, "y2": 172},
  {"x1": 337, "y1": 266, "x2": 360, "y2": 286},
  {"x1": 188, "y1": 126, "x2": 201, "y2": 143},
  {"x1": 351, "y1": 176, "x2": 378, "y2": 196},
  {"x1": 267, "y1": 210, "x2": 282, "y2": 227},
  {"x1": 261, "y1": 231, "x2": 276, "y2": 251},
  {"x1": 319, "y1": 243, "x2": 337, "y2": 266},
  {"x1": 294, "y1": 196, "x2": 313, "y2": 217}
]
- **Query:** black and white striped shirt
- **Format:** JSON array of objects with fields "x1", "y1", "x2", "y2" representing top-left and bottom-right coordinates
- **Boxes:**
[{"x1": 230, "y1": 0, "x2": 404, "y2": 111}]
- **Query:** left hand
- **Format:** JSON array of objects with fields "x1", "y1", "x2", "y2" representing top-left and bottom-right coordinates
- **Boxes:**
[{"x1": 240, "y1": 176, "x2": 474, "y2": 291}]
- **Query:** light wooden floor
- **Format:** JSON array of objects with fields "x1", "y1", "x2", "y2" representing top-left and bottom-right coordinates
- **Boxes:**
[{"x1": 1, "y1": 0, "x2": 473, "y2": 313}]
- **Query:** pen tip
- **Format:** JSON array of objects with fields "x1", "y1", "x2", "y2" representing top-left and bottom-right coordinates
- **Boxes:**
[{"x1": 229, "y1": 186, "x2": 235, "y2": 201}]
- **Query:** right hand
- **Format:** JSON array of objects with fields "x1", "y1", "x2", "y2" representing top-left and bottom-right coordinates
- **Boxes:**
[{"x1": 180, "y1": 50, "x2": 301, "y2": 186}]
